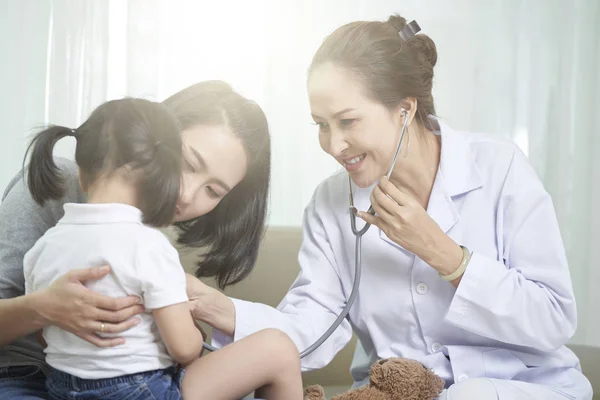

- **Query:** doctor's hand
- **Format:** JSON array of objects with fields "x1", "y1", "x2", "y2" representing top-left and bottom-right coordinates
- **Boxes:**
[
  {"x1": 357, "y1": 176, "x2": 463, "y2": 278},
  {"x1": 186, "y1": 273, "x2": 236, "y2": 337}
]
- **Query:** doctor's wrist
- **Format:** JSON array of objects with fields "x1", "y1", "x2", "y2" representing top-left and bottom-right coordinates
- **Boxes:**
[
  {"x1": 199, "y1": 291, "x2": 236, "y2": 337},
  {"x1": 426, "y1": 240, "x2": 463, "y2": 277}
]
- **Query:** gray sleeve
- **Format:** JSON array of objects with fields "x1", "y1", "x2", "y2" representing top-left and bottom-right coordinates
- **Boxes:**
[{"x1": 0, "y1": 157, "x2": 86, "y2": 299}]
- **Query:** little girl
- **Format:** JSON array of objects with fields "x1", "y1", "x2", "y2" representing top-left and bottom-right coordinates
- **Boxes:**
[{"x1": 23, "y1": 98, "x2": 303, "y2": 400}]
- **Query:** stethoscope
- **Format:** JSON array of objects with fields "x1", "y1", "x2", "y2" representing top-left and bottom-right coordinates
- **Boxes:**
[
  {"x1": 299, "y1": 108, "x2": 410, "y2": 358},
  {"x1": 200, "y1": 110, "x2": 410, "y2": 358}
]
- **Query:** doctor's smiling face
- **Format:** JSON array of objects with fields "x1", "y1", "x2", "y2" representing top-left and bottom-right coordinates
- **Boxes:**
[
  {"x1": 307, "y1": 16, "x2": 438, "y2": 189},
  {"x1": 308, "y1": 63, "x2": 407, "y2": 189}
]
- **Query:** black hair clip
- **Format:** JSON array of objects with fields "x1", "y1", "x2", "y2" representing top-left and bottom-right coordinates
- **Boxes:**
[{"x1": 399, "y1": 20, "x2": 421, "y2": 41}]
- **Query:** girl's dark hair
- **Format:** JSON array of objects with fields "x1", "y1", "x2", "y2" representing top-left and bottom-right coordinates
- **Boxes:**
[
  {"x1": 25, "y1": 98, "x2": 181, "y2": 227},
  {"x1": 309, "y1": 14, "x2": 438, "y2": 126},
  {"x1": 163, "y1": 81, "x2": 271, "y2": 289}
]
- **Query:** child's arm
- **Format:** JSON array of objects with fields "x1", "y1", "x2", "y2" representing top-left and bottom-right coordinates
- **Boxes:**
[
  {"x1": 152, "y1": 303, "x2": 204, "y2": 366},
  {"x1": 140, "y1": 231, "x2": 205, "y2": 366}
]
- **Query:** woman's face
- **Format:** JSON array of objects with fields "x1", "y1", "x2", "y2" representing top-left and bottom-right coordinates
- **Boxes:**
[
  {"x1": 308, "y1": 63, "x2": 405, "y2": 188},
  {"x1": 174, "y1": 124, "x2": 248, "y2": 222}
]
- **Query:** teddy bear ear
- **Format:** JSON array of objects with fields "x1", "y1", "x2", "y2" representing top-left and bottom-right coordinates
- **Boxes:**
[
  {"x1": 304, "y1": 384, "x2": 326, "y2": 400},
  {"x1": 369, "y1": 361, "x2": 386, "y2": 387}
]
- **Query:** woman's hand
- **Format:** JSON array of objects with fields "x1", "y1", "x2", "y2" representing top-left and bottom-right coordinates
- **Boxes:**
[
  {"x1": 186, "y1": 273, "x2": 236, "y2": 336},
  {"x1": 34, "y1": 266, "x2": 144, "y2": 347},
  {"x1": 357, "y1": 177, "x2": 463, "y2": 277}
]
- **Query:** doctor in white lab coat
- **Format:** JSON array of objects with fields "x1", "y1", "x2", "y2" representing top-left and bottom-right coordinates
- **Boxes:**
[{"x1": 187, "y1": 14, "x2": 593, "y2": 399}]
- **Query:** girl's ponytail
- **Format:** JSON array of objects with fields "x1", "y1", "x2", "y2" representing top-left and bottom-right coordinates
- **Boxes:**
[{"x1": 25, "y1": 126, "x2": 74, "y2": 205}]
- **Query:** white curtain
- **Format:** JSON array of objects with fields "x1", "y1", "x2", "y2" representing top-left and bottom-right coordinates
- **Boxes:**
[
  {"x1": 1, "y1": 0, "x2": 53, "y2": 186},
  {"x1": 0, "y1": 0, "x2": 108, "y2": 180},
  {"x1": 1, "y1": 0, "x2": 598, "y2": 346}
]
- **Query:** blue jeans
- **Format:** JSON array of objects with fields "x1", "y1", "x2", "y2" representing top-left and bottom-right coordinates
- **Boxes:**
[
  {"x1": 0, "y1": 365, "x2": 48, "y2": 399},
  {"x1": 46, "y1": 367, "x2": 184, "y2": 400}
]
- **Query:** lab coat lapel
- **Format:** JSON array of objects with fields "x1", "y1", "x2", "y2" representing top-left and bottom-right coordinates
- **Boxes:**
[
  {"x1": 380, "y1": 119, "x2": 483, "y2": 249},
  {"x1": 437, "y1": 120, "x2": 483, "y2": 201},
  {"x1": 426, "y1": 168, "x2": 458, "y2": 234}
]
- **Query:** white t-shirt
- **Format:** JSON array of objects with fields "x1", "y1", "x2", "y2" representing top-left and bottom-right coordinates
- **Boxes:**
[{"x1": 24, "y1": 203, "x2": 188, "y2": 379}]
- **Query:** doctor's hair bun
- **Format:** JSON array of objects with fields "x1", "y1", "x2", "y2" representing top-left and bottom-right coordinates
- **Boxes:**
[
  {"x1": 387, "y1": 14, "x2": 438, "y2": 69},
  {"x1": 386, "y1": 14, "x2": 408, "y2": 32},
  {"x1": 309, "y1": 13, "x2": 438, "y2": 126}
]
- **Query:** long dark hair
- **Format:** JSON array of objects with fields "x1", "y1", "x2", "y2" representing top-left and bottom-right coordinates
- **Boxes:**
[
  {"x1": 25, "y1": 98, "x2": 182, "y2": 227},
  {"x1": 164, "y1": 81, "x2": 271, "y2": 289}
]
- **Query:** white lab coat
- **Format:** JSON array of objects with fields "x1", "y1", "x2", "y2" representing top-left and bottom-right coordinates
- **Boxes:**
[{"x1": 214, "y1": 120, "x2": 592, "y2": 399}]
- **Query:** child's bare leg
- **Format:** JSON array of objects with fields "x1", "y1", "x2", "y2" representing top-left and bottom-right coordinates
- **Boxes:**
[{"x1": 181, "y1": 328, "x2": 302, "y2": 400}]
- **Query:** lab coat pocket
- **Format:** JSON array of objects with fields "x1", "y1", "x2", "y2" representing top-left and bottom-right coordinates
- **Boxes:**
[{"x1": 482, "y1": 349, "x2": 528, "y2": 380}]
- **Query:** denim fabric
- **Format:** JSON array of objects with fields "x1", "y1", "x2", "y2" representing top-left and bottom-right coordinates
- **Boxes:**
[
  {"x1": 45, "y1": 367, "x2": 184, "y2": 400},
  {"x1": 0, "y1": 365, "x2": 48, "y2": 399},
  {"x1": 36, "y1": 367, "x2": 261, "y2": 400}
]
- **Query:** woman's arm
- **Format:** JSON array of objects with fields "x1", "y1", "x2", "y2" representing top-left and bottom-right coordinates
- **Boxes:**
[
  {"x1": 0, "y1": 294, "x2": 45, "y2": 346},
  {"x1": 0, "y1": 159, "x2": 143, "y2": 347},
  {"x1": 357, "y1": 176, "x2": 465, "y2": 286},
  {"x1": 186, "y1": 273, "x2": 235, "y2": 336},
  {"x1": 187, "y1": 193, "x2": 354, "y2": 371},
  {"x1": 443, "y1": 148, "x2": 577, "y2": 351},
  {"x1": 357, "y1": 146, "x2": 576, "y2": 352},
  {"x1": 1, "y1": 266, "x2": 142, "y2": 346}
]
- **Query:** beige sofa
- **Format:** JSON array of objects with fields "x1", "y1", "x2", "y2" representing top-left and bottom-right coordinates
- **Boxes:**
[{"x1": 177, "y1": 227, "x2": 599, "y2": 398}]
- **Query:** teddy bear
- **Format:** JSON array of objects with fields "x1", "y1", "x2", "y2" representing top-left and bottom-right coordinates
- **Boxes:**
[{"x1": 304, "y1": 357, "x2": 445, "y2": 400}]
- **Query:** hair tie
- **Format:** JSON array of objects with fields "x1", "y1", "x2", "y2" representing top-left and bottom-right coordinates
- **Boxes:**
[{"x1": 399, "y1": 20, "x2": 421, "y2": 41}]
